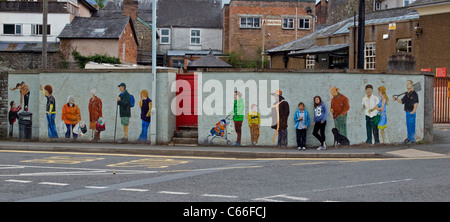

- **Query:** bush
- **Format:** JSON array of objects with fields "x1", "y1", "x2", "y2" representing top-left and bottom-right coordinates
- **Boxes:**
[{"x1": 72, "y1": 50, "x2": 120, "y2": 68}]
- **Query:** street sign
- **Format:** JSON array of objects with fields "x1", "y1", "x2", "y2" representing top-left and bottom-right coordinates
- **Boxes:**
[
  {"x1": 263, "y1": 19, "x2": 282, "y2": 26},
  {"x1": 436, "y1": 67, "x2": 447, "y2": 77}
]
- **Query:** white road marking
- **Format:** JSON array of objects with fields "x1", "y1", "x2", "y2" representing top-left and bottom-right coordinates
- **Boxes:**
[
  {"x1": 85, "y1": 186, "x2": 108, "y2": 189},
  {"x1": 5, "y1": 179, "x2": 32, "y2": 183},
  {"x1": 201, "y1": 194, "x2": 238, "y2": 198},
  {"x1": 253, "y1": 194, "x2": 309, "y2": 202},
  {"x1": 312, "y1": 178, "x2": 412, "y2": 192},
  {"x1": 38, "y1": 182, "x2": 69, "y2": 186},
  {"x1": 0, "y1": 164, "x2": 158, "y2": 177},
  {"x1": 158, "y1": 191, "x2": 190, "y2": 195},
  {"x1": 118, "y1": 188, "x2": 149, "y2": 192}
]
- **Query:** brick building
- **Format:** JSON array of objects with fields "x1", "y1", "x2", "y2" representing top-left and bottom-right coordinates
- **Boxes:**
[{"x1": 223, "y1": 0, "x2": 316, "y2": 63}]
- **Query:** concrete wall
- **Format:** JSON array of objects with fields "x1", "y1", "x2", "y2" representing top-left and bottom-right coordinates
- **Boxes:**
[
  {"x1": 7, "y1": 70, "x2": 177, "y2": 144},
  {"x1": 197, "y1": 71, "x2": 433, "y2": 147},
  {"x1": 5, "y1": 70, "x2": 433, "y2": 148}
]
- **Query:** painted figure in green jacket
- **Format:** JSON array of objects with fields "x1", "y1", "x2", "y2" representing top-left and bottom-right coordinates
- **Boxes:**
[{"x1": 232, "y1": 90, "x2": 244, "y2": 146}]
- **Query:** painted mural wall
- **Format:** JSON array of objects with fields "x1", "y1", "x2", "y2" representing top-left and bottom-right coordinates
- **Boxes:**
[
  {"x1": 7, "y1": 70, "x2": 433, "y2": 148},
  {"x1": 197, "y1": 72, "x2": 433, "y2": 147},
  {"x1": 8, "y1": 70, "x2": 177, "y2": 144}
]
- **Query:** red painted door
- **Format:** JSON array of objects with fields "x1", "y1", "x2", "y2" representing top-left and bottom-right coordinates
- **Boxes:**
[{"x1": 176, "y1": 73, "x2": 198, "y2": 128}]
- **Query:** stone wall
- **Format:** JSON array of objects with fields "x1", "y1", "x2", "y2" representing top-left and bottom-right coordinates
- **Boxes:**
[{"x1": 0, "y1": 72, "x2": 8, "y2": 139}]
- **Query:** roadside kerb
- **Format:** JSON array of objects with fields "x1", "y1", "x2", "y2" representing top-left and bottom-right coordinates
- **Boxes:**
[{"x1": 0, "y1": 141, "x2": 389, "y2": 159}]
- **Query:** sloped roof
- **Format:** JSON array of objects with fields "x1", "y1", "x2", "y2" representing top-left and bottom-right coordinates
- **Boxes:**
[
  {"x1": 157, "y1": 0, "x2": 222, "y2": 28},
  {"x1": 267, "y1": 6, "x2": 418, "y2": 54},
  {"x1": 289, "y1": 43, "x2": 348, "y2": 56},
  {"x1": 58, "y1": 16, "x2": 132, "y2": 39},
  {"x1": 188, "y1": 52, "x2": 233, "y2": 68},
  {"x1": 0, "y1": 42, "x2": 59, "y2": 52}
]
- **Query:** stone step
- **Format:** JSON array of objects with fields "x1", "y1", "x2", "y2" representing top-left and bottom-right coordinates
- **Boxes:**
[
  {"x1": 174, "y1": 130, "x2": 198, "y2": 138},
  {"x1": 172, "y1": 137, "x2": 198, "y2": 144}
]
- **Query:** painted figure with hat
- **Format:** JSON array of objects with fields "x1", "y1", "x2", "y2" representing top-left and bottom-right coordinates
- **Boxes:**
[
  {"x1": 117, "y1": 82, "x2": 131, "y2": 143},
  {"x1": 89, "y1": 88, "x2": 103, "y2": 142},
  {"x1": 271, "y1": 89, "x2": 290, "y2": 147}
]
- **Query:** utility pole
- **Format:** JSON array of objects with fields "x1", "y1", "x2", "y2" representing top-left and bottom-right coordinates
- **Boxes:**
[
  {"x1": 357, "y1": 0, "x2": 365, "y2": 70},
  {"x1": 150, "y1": 0, "x2": 157, "y2": 145},
  {"x1": 42, "y1": 0, "x2": 48, "y2": 70}
]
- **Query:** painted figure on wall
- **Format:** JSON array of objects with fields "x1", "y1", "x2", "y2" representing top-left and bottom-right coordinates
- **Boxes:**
[
  {"x1": 247, "y1": 104, "x2": 260, "y2": 146},
  {"x1": 271, "y1": 90, "x2": 290, "y2": 147},
  {"x1": 117, "y1": 83, "x2": 131, "y2": 143},
  {"x1": 40, "y1": 84, "x2": 58, "y2": 139},
  {"x1": 62, "y1": 95, "x2": 81, "y2": 139},
  {"x1": 11, "y1": 81, "x2": 30, "y2": 112},
  {"x1": 330, "y1": 87, "x2": 350, "y2": 137},
  {"x1": 377, "y1": 86, "x2": 388, "y2": 144},
  {"x1": 8, "y1": 97, "x2": 22, "y2": 138},
  {"x1": 362, "y1": 84, "x2": 380, "y2": 145},
  {"x1": 88, "y1": 89, "x2": 103, "y2": 142},
  {"x1": 313, "y1": 96, "x2": 328, "y2": 150},
  {"x1": 294, "y1": 102, "x2": 310, "y2": 150},
  {"x1": 139, "y1": 89, "x2": 152, "y2": 143},
  {"x1": 231, "y1": 90, "x2": 244, "y2": 146},
  {"x1": 393, "y1": 80, "x2": 419, "y2": 144}
]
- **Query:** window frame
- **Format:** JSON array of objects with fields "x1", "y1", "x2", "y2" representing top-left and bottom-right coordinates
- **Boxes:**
[
  {"x1": 397, "y1": 38, "x2": 412, "y2": 53},
  {"x1": 3, "y1": 24, "x2": 22, "y2": 35},
  {"x1": 282, "y1": 18, "x2": 294, "y2": 30},
  {"x1": 160, "y1": 28, "x2": 171, "y2": 44},
  {"x1": 31, "y1": 24, "x2": 51, "y2": 36},
  {"x1": 364, "y1": 42, "x2": 376, "y2": 70},
  {"x1": 240, "y1": 17, "x2": 261, "y2": 29},
  {"x1": 298, "y1": 18, "x2": 311, "y2": 30},
  {"x1": 190, "y1": 29, "x2": 201, "y2": 45},
  {"x1": 306, "y1": 55, "x2": 315, "y2": 69}
]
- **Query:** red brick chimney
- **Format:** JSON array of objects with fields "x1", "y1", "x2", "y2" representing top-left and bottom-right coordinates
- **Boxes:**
[{"x1": 123, "y1": 0, "x2": 138, "y2": 20}]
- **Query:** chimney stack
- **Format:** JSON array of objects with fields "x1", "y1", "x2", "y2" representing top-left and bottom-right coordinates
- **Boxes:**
[{"x1": 123, "y1": 0, "x2": 138, "y2": 20}]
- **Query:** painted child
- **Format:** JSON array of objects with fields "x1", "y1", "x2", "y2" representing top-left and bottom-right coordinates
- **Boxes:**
[
  {"x1": 8, "y1": 98, "x2": 22, "y2": 138},
  {"x1": 11, "y1": 81, "x2": 30, "y2": 112},
  {"x1": 247, "y1": 104, "x2": 261, "y2": 146},
  {"x1": 294, "y1": 102, "x2": 310, "y2": 150},
  {"x1": 40, "y1": 84, "x2": 58, "y2": 139}
]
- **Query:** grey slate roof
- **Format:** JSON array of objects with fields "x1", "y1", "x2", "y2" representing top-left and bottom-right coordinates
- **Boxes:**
[
  {"x1": 267, "y1": 6, "x2": 418, "y2": 54},
  {"x1": 58, "y1": 16, "x2": 132, "y2": 39},
  {"x1": 188, "y1": 52, "x2": 233, "y2": 68},
  {"x1": 289, "y1": 43, "x2": 348, "y2": 56},
  {"x1": 157, "y1": 0, "x2": 222, "y2": 28},
  {"x1": 0, "y1": 42, "x2": 59, "y2": 52}
]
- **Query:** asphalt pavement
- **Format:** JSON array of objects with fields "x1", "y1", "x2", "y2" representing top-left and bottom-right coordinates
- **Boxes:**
[{"x1": 1, "y1": 124, "x2": 449, "y2": 159}]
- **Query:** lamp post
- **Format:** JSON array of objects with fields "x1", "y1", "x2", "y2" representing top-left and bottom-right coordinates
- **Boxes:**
[{"x1": 151, "y1": 0, "x2": 157, "y2": 145}]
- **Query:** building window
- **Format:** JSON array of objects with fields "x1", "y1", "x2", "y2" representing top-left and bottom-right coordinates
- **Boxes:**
[
  {"x1": 299, "y1": 18, "x2": 310, "y2": 30},
  {"x1": 160, "y1": 28, "x2": 170, "y2": 44},
  {"x1": 282, "y1": 18, "x2": 294, "y2": 29},
  {"x1": 364, "y1": 42, "x2": 376, "y2": 70},
  {"x1": 31, "y1": 24, "x2": 50, "y2": 35},
  {"x1": 190, "y1": 29, "x2": 201, "y2": 45},
  {"x1": 240, "y1": 17, "x2": 261, "y2": 28},
  {"x1": 306, "y1": 55, "x2": 315, "y2": 69},
  {"x1": 397, "y1": 38, "x2": 412, "y2": 52},
  {"x1": 3, "y1": 24, "x2": 22, "y2": 35}
]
